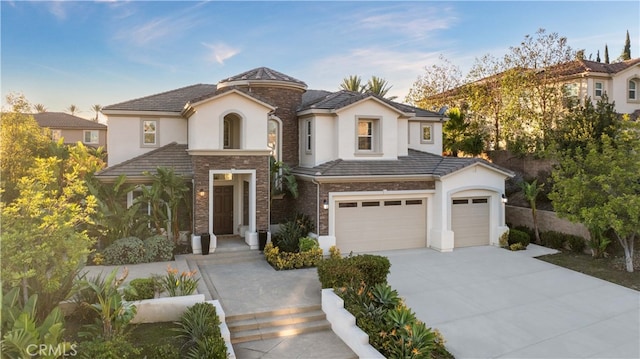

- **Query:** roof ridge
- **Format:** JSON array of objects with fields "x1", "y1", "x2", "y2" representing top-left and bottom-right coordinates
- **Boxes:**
[
  {"x1": 96, "y1": 142, "x2": 182, "y2": 175},
  {"x1": 104, "y1": 84, "x2": 213, "y2": 110}
]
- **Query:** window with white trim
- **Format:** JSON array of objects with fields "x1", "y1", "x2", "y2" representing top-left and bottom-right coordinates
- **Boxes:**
[
  {"x1": 594, "y1": 82, "x2": 604, "y2": 97},
  {"x1": 305, "y1": 119, "x2": 312, "y2": 153},
  {"x1": 420, "y1": 123, "x2": 434, "y2": 144},
  {"x1": 83, "y1": 130, "x2": 99, "y2": 144},
  {"x1": 142, "y1": 120, "x2": 157, "y2": 146},
  {"x1": 356, "y1": 118, "x2": 379, "y2": 152},
  {"x1": 127, "y1": 187, "x2": 152, "y2": 226},
  {"x1": 51, "y1": 129, "x2": 62, "y2": 141},
  {"x1": 628, "y1": 79, "x2": 638, "y2": 101},
  {"x1": 268, "y1": 119, "x2": 280, "y2": 160}
]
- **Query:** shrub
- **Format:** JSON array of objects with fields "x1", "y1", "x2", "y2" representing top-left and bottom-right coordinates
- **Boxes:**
[
  {"x1": 76, "y1": 335, "x2": 141, "y2": 359},
  {"x1": 161, "y1": 265, "x2": 199, "y2": 296},
  {"x1": 144, "y1": 234, "x2": 175, "y2": 262},
  {"x1": 541, "y1": 231, "x2": 567, "y2": 250},
  {"x1": 349, "y1": 254, "x2": 391, "y2": 286},
  {"x1": 102, "y1": 237, "x2": 145, "y2": 265},
  {"x1": 567, "y1": 235, "x2": 587, "y2": 254},
  {"x1": 499, "y1": 230, "x2": 509, "y2": 248},
  {"x1": 140, "y1": 343, "x2": 181, "y2": 359},
  {"x1": 299, "y1": 236, "x2": 319, "y2": 252},
  {"x1": 510, "y1": 242, "x2": 525, "y2": 251},
  {"x1": 317, "y1": 257, "x2": 364, "y2": 289},
  {"x1": 329, "y1": 245, "x2": 341, "y2": 259},
  {"x1": 514, "y1": 225, "x2": 535, "y2": 239},
  {"x1": 264, "y1": 242, "x2": 323, "y2": 270},
  {"x1": 123, "y1": 278, "x2": 157, "y2": 301},
  {"x1": 175, "y1": 302, "x2": 227, "y2": 358},
  {"x1": 272, "y1": 213, "x2": 315, "y2": 253},
  {"x1": 508, "y1": 229, "x2": 530, "y2": 249}
]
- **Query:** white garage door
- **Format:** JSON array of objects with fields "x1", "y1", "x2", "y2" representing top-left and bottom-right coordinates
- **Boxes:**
[
  {"x1": 335, "y1": 198, "x2": 426, "y2": 253},
  {"x1": 451, "y1": 197, "x2": 490, "y2": 247}
]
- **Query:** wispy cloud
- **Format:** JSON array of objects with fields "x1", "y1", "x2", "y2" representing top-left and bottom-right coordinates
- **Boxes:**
[
  {"x1": 48, "y1": 1, "x2": 67, "y2": 21},
  {"x1": 202, "y1": 42, "x2": 240, "y2": 65}
]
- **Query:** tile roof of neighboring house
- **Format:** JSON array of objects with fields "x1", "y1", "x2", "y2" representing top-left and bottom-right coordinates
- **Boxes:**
[
  {"x1": 293, "y1": 149, "x2": 514, "y2": 178},
  {"x1": 299, "y1": 90, "x2": 442, "y2": 118},
  {"x1": 96, "y1": 142, "x2": 192, "y2": 179},
  {"x1": 102, "y1": 84, "x2": 217, "y2": 112},
  {"x1": 551, "y1": 58, "x2": 640, "y2": 77},
  {"x1": 32, "y1": 112, "x2": 107, "y2": 129},
  {"x1": 218, "y1": 67, "x2": 307, "y2": 87}
]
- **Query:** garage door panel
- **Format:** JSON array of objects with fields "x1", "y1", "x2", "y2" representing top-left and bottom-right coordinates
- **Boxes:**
[
  {"x1": 452, "y1": 198, "x2": 490, "y2": 248},
  {"x1": 336, "y1": 199, "x2": 426, "y2": 253}
]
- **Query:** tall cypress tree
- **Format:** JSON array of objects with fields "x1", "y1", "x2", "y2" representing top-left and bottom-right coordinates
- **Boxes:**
[
  {"x1": 622, "y1": 30, "x2": 631, "y2": 60},
  {"x1": 604, "y1": 44, "x2": 610, "y2": 64},
  {"x1": 596, "y1": 50, "x2": 601, "y2": 62}
]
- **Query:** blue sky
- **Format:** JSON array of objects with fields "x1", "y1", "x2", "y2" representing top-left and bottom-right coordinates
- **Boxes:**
[{"x1": 2, "y1": 1, "x2": 638, "y2": 120}]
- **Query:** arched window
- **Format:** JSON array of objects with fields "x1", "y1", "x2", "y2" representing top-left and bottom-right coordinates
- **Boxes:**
[
  {"x1": 223, "y1": 113, "x2": 241, "y2": 149},
  {"x1": 268, "y1": 118, "x2": 281, "y2": 160},
  {"x1": 628, "y1": 79, "x2": 638, "y2": 101}
]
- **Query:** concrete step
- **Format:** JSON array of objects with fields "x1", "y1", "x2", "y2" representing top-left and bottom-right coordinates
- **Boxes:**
[
  {"x1": 197, "y1": 250, "x2": 264, "y2": 265},
  {"x1": 227, "y1": 305, "x2": 330, "y2": 344}
]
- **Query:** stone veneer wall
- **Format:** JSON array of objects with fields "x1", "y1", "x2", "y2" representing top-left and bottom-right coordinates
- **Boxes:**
[
  {"x1": 192, "y1": 155, "x2": 270, "y2": 235},
  {"x1": 317, "y1": 180, "x2": 436, "y2": 235},
  {"x1": 293, "y1": 178, "x2": 319, "y2": 230},
  {"x1": 506, "y1": 205, "x2": 591, "y2": 240},
  {"x1": 248, "y1": 86, "x2": 304, "y2": 167}
]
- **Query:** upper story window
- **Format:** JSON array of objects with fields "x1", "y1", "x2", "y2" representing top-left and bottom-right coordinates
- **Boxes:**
[
  {"x1": 563, "y1": 83, "x2": 578, "y2": 98},
  {"x1": 223, "y1": 113, "x2": 241, "y2": 149},
  {"x1": 304, "y1": 119, "x2": 312, "y2": 153},
  {"x1": 357, "y1": 118, "x2": 379, "y2": 152},
  {"x1": 420, "y1": 123, "x2": 434, "y2": 144},
  {"x1": 84, "y1": 130, "x2": 99, "y2": 144},
  {"x1": 628, "y1": 79, "x2": 638, "y2": 101},
  {"x1": 51, "y1": 129, "x2": 62, "y2": 141},
  {"x1": 268, "y1": 118, "x2": 280, "y2": 160},
  {"x1": 594, "y1": 82, "x2": 604, "y2": 98},
  {"x1": 142, "y1": 120, "x2": 157, "y2": 146}
]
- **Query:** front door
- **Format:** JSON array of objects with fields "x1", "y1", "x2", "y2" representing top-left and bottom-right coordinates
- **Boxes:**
[{"x1": 213, "y1": 186, "x2": 234, "y2": 234}]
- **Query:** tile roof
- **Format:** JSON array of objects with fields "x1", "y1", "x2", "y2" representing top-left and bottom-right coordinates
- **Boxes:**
[
  {"x1": 96, "y1": 142, "x2": 192, "y2": 179},
  {"x1": 186, "y1": 86, "x2": 277, "y2": 108},
  {"x1": 299, "y1": 90, "x2": 442, "y2": 118},
  {"x1": 102, "y1": 84, "x2": 217, "y2": 112},
  {"x1": 32, "y1": 112, "x2": 107, "y2": 129},
  {"x1": 541, "y1": 58, "x2": 640, "y2": 77},
  {"x1": 293, "y1": 149, "x2": 513, "y2": 178},
  {"x1": 219, "y1": 67, "x2": 307, "y2": 87}
]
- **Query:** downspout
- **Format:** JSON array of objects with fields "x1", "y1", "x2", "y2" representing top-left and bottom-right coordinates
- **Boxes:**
[{"x1": 191, "y1": 178, "x2": 196, "y2": 234}]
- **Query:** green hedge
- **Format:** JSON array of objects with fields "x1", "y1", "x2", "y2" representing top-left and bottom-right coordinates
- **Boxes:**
[
  {"x1": 264, "y1": 242, "x2": 323, "y2": 270},
  {"x1": 317, "y1": 253, "x2": 390, "y2": 288},
  {"x1": 123, "y1": 278, "x2": 157, "y2": 301},
  {"x1": 508, "y1": 229, "x2": 530, "y2": 249},
  {"x1": 102, "y1": 237, "x2": 145, "y2": 265},
  {"x1": 143, "y1": 235, "x2": 175, "y2": 262}
]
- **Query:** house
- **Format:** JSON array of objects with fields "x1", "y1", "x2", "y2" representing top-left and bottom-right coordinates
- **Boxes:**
[
  {"x1": 98, "y1": 67, "x2": 513, "y2": 253},
  {"x1": 33, "y1": 112, "x2": 108, "y2": 150}
]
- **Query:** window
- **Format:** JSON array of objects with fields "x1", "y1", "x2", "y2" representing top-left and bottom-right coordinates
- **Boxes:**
[
  {"x1": 594, "y1": 82, "x2": 604, "y2": 97},
  {"x1": 356, "y1": 118, "x2": 380, "y2": 152},
  {"x1": 223, "y1": 113, "x2": 241, "y2": 149},
  {"x1": 83, "y1": 130, "x2": 99, "y2": 144},
  {"x1": 51, "y1": 129, "x2": 62, "y2": 141},
  {"x1": 362, "y1": 201, "x2": 380, "y2": 207},
  {"x1": 305, "y1": 119, "x2": 312, "y2": 153},
  {"x1": 384, "y1": 200, "x2": 402, "y2": 206},
  {"x1": 127, "y1": 187, "x2": 152, "y2": 227},
  {"x1": 563, "y1": 83, "x2": 578, "y2": 98},
  {"x1": 142, "y1": 120, "x2": 157, "y2": 146},
  {"x1": 268, "y1": 119, "x2": 280, "y2": 159},
  {"x1": 420, "y1": 123, "x2": 433, "y2": 144},
  {"x1": 224, "y1": 119, "x2": 231, "y2": 148},
  {"x1": 338, "y1": 202, "x2": 357, "y2": 208},
  {"x1": 629, "y1": 79, "x2": 638, "y2": 101}
]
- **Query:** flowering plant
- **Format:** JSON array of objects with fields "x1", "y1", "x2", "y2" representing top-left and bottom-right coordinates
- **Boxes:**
[{"x1": 161, "y1": 264, "x2": 199, "y2": 296}]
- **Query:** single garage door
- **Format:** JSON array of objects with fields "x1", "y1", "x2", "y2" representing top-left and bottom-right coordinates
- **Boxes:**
[
  {"x1": 335, "y1": 198, "x2": 426, "y2": 253},
  {"x1": 451, "y1": 197, "x2": 490, "y2": 247}
]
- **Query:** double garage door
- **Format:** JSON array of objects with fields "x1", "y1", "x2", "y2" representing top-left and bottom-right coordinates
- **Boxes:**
[
  {"x1": 451, "y1": 197, "x2": 490, "y2": 247},
  {"x1": 335, "y1": 198, "x2": 426, "y2": 253}
]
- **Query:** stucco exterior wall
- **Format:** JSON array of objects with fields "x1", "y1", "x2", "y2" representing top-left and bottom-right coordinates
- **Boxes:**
[
  {"x1": 57, "y1": 128, "x2": 107, "y2": 149},
  {"x1": 407, "y1": 120, "x2": 443, "y2": 155},
  {"x1": 506, "y1": 205, "x2": 591, "y2": 239},
  {"x1": 107, "y1": 115, "x2": 187, "y2": 166}
]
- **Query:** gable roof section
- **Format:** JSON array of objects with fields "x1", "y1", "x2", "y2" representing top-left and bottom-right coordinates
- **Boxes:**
[
  {"x1": 217, "y1": 67, "x2": 307, "y2": 90},
  {"x1": 102, "y1": 84, "x2": 217, "y2": 113},
  {"x1": 185, "y1": 87, "x2": 277, "y2": 109},
  {"x1": 95, "y1": 142, "x2": 192, "y2": 180},
  {"x1": 298, "y1": 90, "x2": 442, "y2": 119},
  {"x1": 549, "y1": 58, "x2": 640, "y2": 77},
  {"x1": 33, "y1": 112, "x2": 107, "y2": 129},
  {"x1": 293, "y1": 149, "x2": 513, "y2": 178}
]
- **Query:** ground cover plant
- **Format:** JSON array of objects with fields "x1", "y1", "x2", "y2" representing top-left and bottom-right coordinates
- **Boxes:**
[{"x1": 265, "y1": 214, "x2": 323, "y2": 269}]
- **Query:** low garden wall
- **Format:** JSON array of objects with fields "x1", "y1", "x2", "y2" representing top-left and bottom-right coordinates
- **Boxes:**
[
  {"x1": 321, "y1": 289, "x2": 385, "y2": 359},
  {"x1": 506, "y1": 205, "x2": 590, "y2": 240}
]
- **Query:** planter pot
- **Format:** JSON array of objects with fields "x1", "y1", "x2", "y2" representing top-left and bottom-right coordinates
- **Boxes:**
[
  {"x1": 258, "y1": 230, "x2": 268, "y2": 251},
  {"x1": 200, "y1": 233, "x2": 211, "y2": 255}
]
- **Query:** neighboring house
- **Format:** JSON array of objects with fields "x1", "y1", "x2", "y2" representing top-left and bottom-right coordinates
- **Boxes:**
[
  {"x1": 553, "y1": 58, "x2": 640, "y2": 115},
  {"x1": 98, "y1": 67, "x2": 513, "y2": 253},
  {"x1": 33, "y1": 112, "x2": 108, "y2": 150}
]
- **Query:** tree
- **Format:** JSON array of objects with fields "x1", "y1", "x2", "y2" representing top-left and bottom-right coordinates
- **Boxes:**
[
  {"x1": 550, "y1": 119, "x2": 640, "y2": 272},
  {"x1": 405, "y1": 54, "x2": 463, "y2": 110},
  {"x1": 91, "y1": 104, "x2": 102, "y2": 122},
  {"x1": 1, "y1": 94, "x2": 52, "y2": 203},
  {"x1": 604, "y1": 44, "x2": 610, "y2": 64},
  {"x1": 66, "y1": 104, "x2": 79, "y2": 116},
  {"x1": 520, "y1": 179, "x2": 544, "y2": 244},
  {"x1": 340, "y1": 75, "x2": 365, "y2": 92},
  {"x1": 596, "y1": 50, "x2": 601, "y2": 63},
  {"x1": 33, "y1": 103, "x2": 47, "y2": 113},
  {"x1": 443, "y1": 107, "x2": 487, "y2": 157},
  {"x1": 621, "y1": 30, "x2": 631, "y2": 60},
  {"x1": 141, "y1": 167, "x2": 190, "y2": 243},
  {"x1": 365, "y1": 76, "x2": 397, "y2": 100}
]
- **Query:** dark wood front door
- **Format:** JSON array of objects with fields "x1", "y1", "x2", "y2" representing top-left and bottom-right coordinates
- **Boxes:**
[{"x1": 213, "y1": 186, "x2": 234, "y2": 234}]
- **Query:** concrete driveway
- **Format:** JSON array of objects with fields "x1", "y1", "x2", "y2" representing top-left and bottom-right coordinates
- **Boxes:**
[{"x1": 377, "y1": 245, "x2": 639, "y2": 358}]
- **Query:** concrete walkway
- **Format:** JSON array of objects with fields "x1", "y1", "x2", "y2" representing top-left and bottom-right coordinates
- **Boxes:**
[{"x1": 377, "y1": 245, "x2": 640, "y2": 358}]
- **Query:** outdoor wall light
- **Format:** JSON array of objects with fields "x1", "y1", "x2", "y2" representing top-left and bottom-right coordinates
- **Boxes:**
[
  {"x1": 322, "y1": 199, "x2": 329, "y2": 210},
  {"x1": 501, "y1": 194, "x2": 508, "y2": 204},
  {"x1": 198, "y1": 188, "x2": 206, "y2": 197}
]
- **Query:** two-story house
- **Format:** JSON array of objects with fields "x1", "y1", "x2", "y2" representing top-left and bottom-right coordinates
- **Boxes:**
[
  {"x1": 98, "y1": 67, "x2": 512, "y2": 254},
  {"x1": 33, "y1": 112, "x2": 108, "y2": 150}
]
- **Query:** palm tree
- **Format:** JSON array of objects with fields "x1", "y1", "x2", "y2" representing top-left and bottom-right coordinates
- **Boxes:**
[
  {"x1": 66, "y1": 104, "x2": 79, "y2": 116},
  {"x1": 520, "y1": 179, "x2": 544, "y2": 244},
  {"x1": 91, "y1": 104, "x2": 102, "y2": 122},
  {"x1": 33, "y1": 104, "x2": 47, "y2": 113},
  {"x1": 366, "y1": 76, "x2": 397, "y2": 100},
  {"x1": 340, "y1": 75, "x2": 365, "y2": 92}
]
